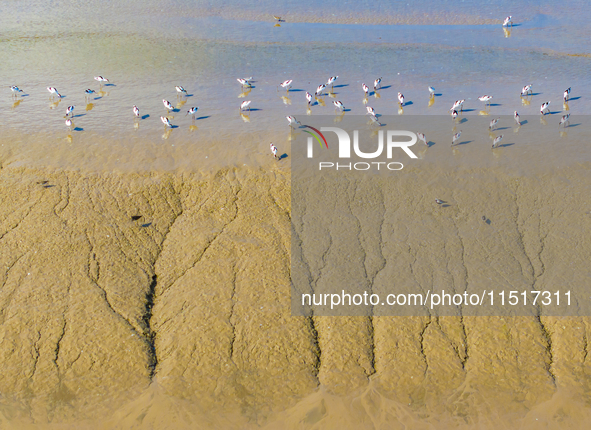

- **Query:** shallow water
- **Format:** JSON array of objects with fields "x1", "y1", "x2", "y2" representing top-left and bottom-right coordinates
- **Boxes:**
[{"x1": 1, "y1": 0, "x2": 591, "y2": 172}]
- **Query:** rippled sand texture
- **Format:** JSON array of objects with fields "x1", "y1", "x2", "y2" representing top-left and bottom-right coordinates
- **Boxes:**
[{"x1": 0, "y1": 164, "x2": 590, "y2": 429}]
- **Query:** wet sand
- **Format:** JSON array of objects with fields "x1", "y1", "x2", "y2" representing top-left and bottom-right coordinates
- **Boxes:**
[{"x1": 0, "y1": 159, "x2": 590, "y2": 428}]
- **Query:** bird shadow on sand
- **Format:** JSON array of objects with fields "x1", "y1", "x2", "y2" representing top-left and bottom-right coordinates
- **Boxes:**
[
  {"x1": 170, "y1": 125, "x2": 180, "y2": 129},
  {"x1": 72, "y1": 114, "x2": 86, "y2": 118},
  {"x1": 195, "y1": 115, "x2": 210, "y2": 120},
  {"x1": 497, "y1": 143, "x2": 514, "y2": 148},
  {"x1": 462, "y1": 108, "x2": 476, "y2": 112},
  {"x1": 279, "y1": 153, "x2": 289, "y2": 160},
  {"x1": 342, "y1": 108, "x2": 352, "y2": 112},
  {"x1": 485, "y1": 219, "x2": 492, "y2": 225},
  {"x1": 510, "y1": 23, "x2": 523, "y2": 27},
  {"x1": 103, "y1": 83, "x2": 116, "y2": 87},
  {"x1": 547, "y1": 111, "x2": 561, "y2": 115},
  {"x1": 333, "y1": 84, "x2": 349, "y2": 89},
  {"x1": 141, "y1": 222, "x2": 152, "y2": 228},
  {"x1": 528, "y1": 92, "x2": 542, "y2": 96},
  {"x1": 454, "y1": 140, "x2": 472, "y2": 146},
  {"x1": 402, "y1": 101, "x2": 413, "y2": 106},
  {"x1": 565, "y1": 123, "x2": 581, "y2": 127},
  {"x1": 73, "y1": 127, "x2": 84, "y2": 131},
  {"x1": 519, "y1": 120, "x2": 528, "y2": 125},
  {"x1": 289, "y1": 89, "x2": 305, "y2": 92},
  {"x1": 378, "y1": 85, "x2": 392, "y2": 90},
  {"x1": 489, "y1": 103, "x2": 502, "y2": 107},
  {"x1": 426, "y1": 141, "x2": 435, "y2": 147},
  {"x1": 569, "y1": 96, "x2": 581, "y2": 101},
  {"x1": 42, "y1": 184, "x2": 56, "y2": 188},
  {"x1": 434, "y1": 93, "x2": 443, "y2": 97},
  {"x1": 494, "y1": 126, "x2": 510, "y2": 131},
  {"x1": 249, "y1": 108, "x2": 262, "y2": 111},
  {"x1": 440, "y1": 203, "x2": 451, "y2": 208},
  {"x1": 141, "y1": 114, "x2": 150, "y2": 120}
]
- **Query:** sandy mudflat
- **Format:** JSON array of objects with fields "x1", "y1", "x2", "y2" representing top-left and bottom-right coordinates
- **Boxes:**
[{"x1": 0, "y1": 161, "x2": 590, "y2": 429}]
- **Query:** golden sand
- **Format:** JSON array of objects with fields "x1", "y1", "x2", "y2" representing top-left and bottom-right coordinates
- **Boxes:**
[{"x1": 0, "y1": 160, "x2": 590, "y2": 428}]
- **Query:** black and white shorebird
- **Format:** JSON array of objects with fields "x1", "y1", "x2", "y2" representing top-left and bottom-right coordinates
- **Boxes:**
[
  {"x1": 305, "y1": 92, "x2": 313, "y2": 105},
  {"x1": 278, "y1": 79, "x2": 293, "y2": 91},
  {"x1": 65, "y1": 105, "x2": 74, "y2": 117},
  {"x1": 492, "y1": 135, "x2": 504, "y2": 148},
  {"x1": 417, "y1": 132, "x2": 427, "y2": 145},
  {"x1": 237, "y1": 78, "x2": 252, "y2": 88},
  {"x1": 451, "y1": 110, "x2": 459, "y2": 120},
  {"x1": 286, "y1": 115, "x2": 301, "y2": 128},
  {"x1": 366, "y1": 106, "x2": 376, "y2": 117},
  {"x1": 362, "y1": 83, "x2": 370, "y2": 96},
  {"x1": 186, "y1": 107, "x2": 199, "y2": 119},
  {"x1": 452, "y1": 131, "x2": 462, "y2": 145},
  {"x1": 175, "y1": 86, "x2": 188, "y2": 96},
  {"x1": 450, "y1": 99, "x2": 464, "y2": 112},
  {"x1": 435, "y1": 199, "x2": 444, "y2": 205},
  {"x1": 10, "y1": 86, "x2": 23, "y2": 96},
  {"x1": 489, "y1": 117, "x2": 500, "y2": 130},
  {"x1": 65, "y1": 118, "x2": 72, "y2": 129},
  {"x1": 94, "y1": 76, "x2": 109, "y2": 86},
  {"x1": 270, "y1": 143, "x2": 278, "y2": 159},
  {"x1": 540, "y1": 101, "x2": 550, "y2": 115},
  {"x1": 521, "y1": 84, "x2": 533, "y2": 96},
  {"x1": 163, "y1": 99, "x2": 174, "y2": 112},
  {"x1": 559, "y1": 113, "x2": 570, "y2": 127},
  {"x1": 563, "y1": 87, "x2": 571, "y2": 102},
  {"x1": 160, "y1": 116, "x2": 172, "y2": 128},
  {"x1": 333, "y1": 100, "x2": 345, "y2": 111},
  {"x1": 47, "y1": 87, "x2": 61, "y2": 98},
  {"x1": 397, "y1": 92, "x2": 405, "y2": 106},
  {"x1": 327, "y1": 76, "x2": 338, "y2": 89},
  {"x1": 316, "y1": 84, "x2": 326, "y2": 96},
  {"x1": 479, "y1": 95, "x2": 493, "y2": 107},
  {"x1": 85, "y1": 89, "x2": 96, "y2": 100},
  {"x1": 514, "y1": 111, "x2": 521, "y2": 126},
  {"x1": 133, "y1": 105, "x2": 140, "y2": 118},
  {"x1": 502, "y1": 16, "x2": 512, "y2": 27},
  {"x1": 428, "y1": 86, "x2": 435, "y2": 97},
  {"x1": 374, "y1": 77, "x2": 382, "y2": 91},
  {"x1": 240, "y1": 100, "x2": 252, "y2": 111}
]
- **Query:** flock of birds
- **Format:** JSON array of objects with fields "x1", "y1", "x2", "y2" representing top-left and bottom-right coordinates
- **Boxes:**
[{"x1": 6, "y1": 15, "x2": 576, "y2": 159}]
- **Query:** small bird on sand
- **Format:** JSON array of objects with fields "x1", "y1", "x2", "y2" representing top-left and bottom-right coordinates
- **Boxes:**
[
  {"x1": 278, "y1": 79, "x2": 293, "y2": 91},
  {"x1": 514, "y1": 111, "x2": 521, "y2": 125},
  {"x1": 502, "y1": 16, "x2": 512, "y2": 27},
  {"x1": 492, "y1": 135, "x2": 504, "y2": 148},
  {"x1": 362, "y1": 83, "x2": 369, "y2": 96},
  {"x1": 333, "y1": 100, "x2": 345, "y2": 111},
  {"x1": 175, "y1": 86, "x2": 188, "y2": 95},
  {"x1": 161, "y1": 116, "x2": 172, "y2": 127},
  {"x1": 133, "y1": 105, "x2": 140, "y2": 118},
  {"x1": 540, "y1": 101, "x2": 550, "y2": 115},
  {"x1": 237, "y1": 78, "x2": 252, "y2": 88},
  {"x1": 428, "y1": 86, "x2": 435, "y2": 97},
  {"x1": 240, "y1": 100, "x2": 251, "y2": 111},
  {"x1": 479, "y1": 95, "x2": 493, "y2": 107},
  {"x1": 47, "y1": 87, "x2": 61, "y2": 98},
  {"x1": 306, "y1": 92, "x2": 313, "y2": 105},
  {"x1": 489, "y1": 117, "x2": 500, "y2": 130},
  {"x1": 327, "y1": 76, "x2": 338, "y2": 89},
  {"x1": 521, "y1": 84, "x2": 533, "y2": 96},
  {"x1": 417, "y1": 132, "x2": 427, "y2": 145},
  {"x1": 559, "y1": 113, "x2": 570, "y2": 127},
  {"x1": 10, "y1": 86, "x2": 23, "y2": 96},
  {"x1": 397, "y1": 92, "x2": 405, "y2": 106},
  {"x1": 435, "y1": 199, "x2": 444, "y2": 205},
  {"x1": 65, "y1": 118, "x2": 72, "y2": 129},
  {"x1": 563, "y1": 87, "x2": 571, "y2": 102},
  {"x1": 186, "y1": 107, "x2": 199, "y2": 119},
  {"x1": 374, "y1": 77, "x2": 382, "y2": 90},
  {"x1": 65, "y1": 105, "x2": 74, "y2": 117},
  {"x1": 163, "y1": 99, "x2": 174, "y2": 112},
  {"x1": 270, "y1": 143, "x2": 278, "y2": 159},
  {"x1": 316, "y1": 84, "x2": 327, "y2": 96},
  {"x1": 94, "y1": 76, "x2": 109, "y2": 85},
  {"x1": 286, "y1": 115, "x2": 301, "y2": 128}
]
